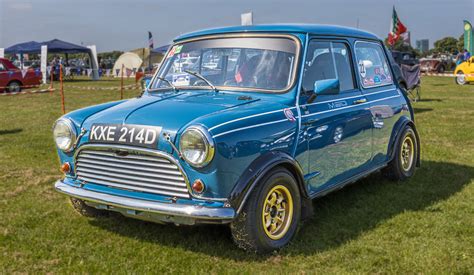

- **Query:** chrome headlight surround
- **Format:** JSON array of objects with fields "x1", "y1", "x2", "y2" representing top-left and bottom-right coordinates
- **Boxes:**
[
  {"x1": 179, "y1": 126, "x2": 215, "y2": 168},
  {"x1": 52, "y1": 118, "x2": 77, "y2": 152}
]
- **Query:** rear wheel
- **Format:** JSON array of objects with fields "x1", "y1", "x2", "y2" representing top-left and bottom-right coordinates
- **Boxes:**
[
  {"x1": 7, "y1": 81, "x2": 21, "y2": 93},
  {"x1": 455, "y1": 71, "x2": 467, "y2": 85},
  {"x1": 231, "y1": 168, "x2": 301, "y2": 253},
  {"x1": 383, "y1": 126, "x2": 418, "y2": 181}
]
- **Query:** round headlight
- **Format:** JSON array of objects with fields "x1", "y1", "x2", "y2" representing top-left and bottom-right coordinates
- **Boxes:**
[
  {"x1": 53, "y1": 118, "x2": 76, "y2": 152},
  {"x1": 179, "y1": 126, "x2": 214, "y2": 168}
]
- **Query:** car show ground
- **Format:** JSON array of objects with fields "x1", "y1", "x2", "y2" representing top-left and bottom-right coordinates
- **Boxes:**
[{"x1": 0, "y1": 76, "x2": 472, "y2": 273}]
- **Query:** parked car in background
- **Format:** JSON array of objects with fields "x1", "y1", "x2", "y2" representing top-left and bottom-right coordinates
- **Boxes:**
[
  {"x1": 53, "y1": 24, "x2": 420, "y2": 252},
  {"x1": 420, "y1": 56, "x2": 451, "y2": 73},
  {"x1": 391, "y1": 50, "x2": 419, "y2": 66},
  {"x1": 0, "y1": 58, "x2": 42, "y2": 92},
  {"x1": 454, "y1": 56, "x2": 474, "y2": 85}
]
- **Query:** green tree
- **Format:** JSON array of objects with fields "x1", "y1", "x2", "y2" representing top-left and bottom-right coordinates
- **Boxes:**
[
  {"x1": 457, "y1": 34, "x2": 464, "y2": 52},
  {"x1": 433, "y1": 37, "x2": 458, "y2": 54}
]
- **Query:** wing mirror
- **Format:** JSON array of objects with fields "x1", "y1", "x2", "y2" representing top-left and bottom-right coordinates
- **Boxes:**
[{"x1": 307, "y1": 78, "x2": 340, "y2": 104}]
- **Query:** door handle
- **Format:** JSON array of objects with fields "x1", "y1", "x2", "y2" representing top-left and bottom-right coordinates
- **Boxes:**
[{"x1": 353, "y1": 98, "x2": 367, "y2": 105}]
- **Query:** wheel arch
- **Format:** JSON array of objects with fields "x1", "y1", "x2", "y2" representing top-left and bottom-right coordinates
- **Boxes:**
[
  {"x1": 228, "y1": 150, "x2": 308, "y2": 214},
  {"x1": 7, "y1": 79, "x2": 23, "y2": 87},
  {"x1": 387, "y1": 116, "x2": 421, "y2": 167}
]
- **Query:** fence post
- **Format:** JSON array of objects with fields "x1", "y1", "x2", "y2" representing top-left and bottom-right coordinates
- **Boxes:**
[
  {"x1": 120, "y1": 64, "x2": 124, "y2": 100},
  {"x1": 50, "y1": 66, "x2": 54, "y2": 95},
  {"x1": 60, "y1": 64, "x2": 65, "y2": 114}
]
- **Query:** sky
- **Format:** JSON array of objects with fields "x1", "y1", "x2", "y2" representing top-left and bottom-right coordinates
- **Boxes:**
[{"x1": 0, "y1": 0, "x2": 473, "y2": 52}]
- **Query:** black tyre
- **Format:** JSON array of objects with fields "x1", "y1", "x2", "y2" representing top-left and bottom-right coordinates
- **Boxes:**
[
  {"x1": 231, "y1": 167, "x2": 301, "y2": 253},
  {"x1": 7, "y1": 81, "x2": 21, "y2": 93},
  {"x1": 455, "y1": 71, "x2": 467, "y2": 85},
  {"x1": 383, "y1": 126, "x2": 418, "y2": 181},
  {"x1": 70, "y1": 198, "x2": 108, "y2": 217}
]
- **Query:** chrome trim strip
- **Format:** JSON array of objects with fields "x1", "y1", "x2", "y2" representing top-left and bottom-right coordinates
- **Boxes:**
[
  {"x1": 55, "y1": 180, "x2": 235, "y2": 221},
  {"x1": 208, "y1": 107, "x2": 296, "y2": 132},
  {"x1": 76, "y1": 175, "x2": 189, "y2": 197},
  {"x1": 302, "y1": 88, "x2": 394, "y2": 107},
  {"x1": 302, "y1": 94, "x2": 400, "y2": 118},
  {"x1": 212, "y1": 118, "x2": 289, "y2": 138}
]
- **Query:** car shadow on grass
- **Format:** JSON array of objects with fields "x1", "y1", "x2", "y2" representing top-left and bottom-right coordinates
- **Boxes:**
[
  {"x1": 88, "y1": 160, "x2": 473, "y2": 260},
  {"x1": 413, "y1": 108, "x2": 434, "y2": 114},
  {"x1": 0, "y1": 128, "x2": 22, "y2": 135}
]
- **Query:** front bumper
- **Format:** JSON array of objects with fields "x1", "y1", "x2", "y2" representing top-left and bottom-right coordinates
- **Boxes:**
[{"x1": 55, "y1": 180, "x2": 236, "y2": 225}]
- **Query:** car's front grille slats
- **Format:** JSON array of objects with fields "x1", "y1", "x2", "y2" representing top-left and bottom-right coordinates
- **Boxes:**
[{"x1": 75, "y1": 147, "x2": 190, "y2": 198}]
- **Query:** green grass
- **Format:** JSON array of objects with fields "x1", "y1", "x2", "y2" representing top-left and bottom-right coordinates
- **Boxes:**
[{"x1": 0, "y1": 77, "x2": 473, "y2": 273}]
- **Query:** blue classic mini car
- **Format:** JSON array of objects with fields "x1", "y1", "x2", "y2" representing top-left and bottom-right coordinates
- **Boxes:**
[{"x1": 53, "y1": 24, "x2": 420, "y2": 252}]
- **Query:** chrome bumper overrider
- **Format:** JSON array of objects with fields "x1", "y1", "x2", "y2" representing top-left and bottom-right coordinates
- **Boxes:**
[{"x1": 55, "y1": 180, "x2": 235, "y2": 225}]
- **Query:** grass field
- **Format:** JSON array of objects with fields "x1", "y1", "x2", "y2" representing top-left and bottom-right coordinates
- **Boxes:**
[{"x1": 0, "y1": 76, "x2": 473, "y2": 273}]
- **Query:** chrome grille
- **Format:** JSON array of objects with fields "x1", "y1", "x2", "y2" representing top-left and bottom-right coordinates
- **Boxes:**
[{"x1": 75, "y1": 146, "x2": 190, "y2": 198}]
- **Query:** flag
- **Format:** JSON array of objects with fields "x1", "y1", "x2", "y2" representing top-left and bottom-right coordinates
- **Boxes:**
[
  {"x1": 21, "y1": 69, "x2": 28, "y2": 78},
  {"x1": 148, "y1": 31, "x2": 154, "y2": 49},
  {"x1": 464, "y1": 20, "x2": 473, "y2": 54},
  {"x1": 388, "y1": 6, "x2": 407, "y2": 46},
  {"x1": 126, "y1": 68, "x2": 133, "y2": 77}
]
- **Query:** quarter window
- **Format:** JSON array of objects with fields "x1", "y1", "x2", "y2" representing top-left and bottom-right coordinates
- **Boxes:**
[
  {"x1": 302, "y1": 41, "x2": 354, "y2": 93},
  {"x1": 355, "y1": 41, "x2": 393, "y2": 88}
]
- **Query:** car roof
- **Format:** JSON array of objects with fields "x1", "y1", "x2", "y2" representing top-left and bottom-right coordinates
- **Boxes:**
[{"x1": 175, "y1": 24, "x2": 380, "y2": 42}]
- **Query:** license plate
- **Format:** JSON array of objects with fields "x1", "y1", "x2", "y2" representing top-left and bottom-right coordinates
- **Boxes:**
[{"x1": 89, "y1": 124, "x2": 161, "y2": 148}]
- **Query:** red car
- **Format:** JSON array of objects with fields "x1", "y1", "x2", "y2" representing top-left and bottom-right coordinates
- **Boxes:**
[{"x1": 0, "y1": 58, "x2": 42, "y2": 92}]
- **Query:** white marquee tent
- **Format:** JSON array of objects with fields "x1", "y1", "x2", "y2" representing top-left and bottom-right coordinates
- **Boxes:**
[{"x1": 112, "y1": 52, "x2": 143, "y2": 77}]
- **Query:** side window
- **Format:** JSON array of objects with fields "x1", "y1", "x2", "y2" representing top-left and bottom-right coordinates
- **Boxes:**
[
  {"x1": 332, "y1": 43, "x2": 355, "y2": 92},
  {"x1": 355, "y1": 41, "x2": 393, "y2": 88},
  {"x1": 0, "y1": 63, "x2": 6, "y2": 71},
  {"x1": 302, "y1": 41, "x2": 354, "y2": 93}
]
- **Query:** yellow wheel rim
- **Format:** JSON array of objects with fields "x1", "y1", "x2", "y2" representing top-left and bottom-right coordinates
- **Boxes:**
[
  {"x1": 400, "y1": 135, "x2": 415, "y2": 172},
  {"x1": 261, "y1": 185, "x2": 293, "y2": 240}
]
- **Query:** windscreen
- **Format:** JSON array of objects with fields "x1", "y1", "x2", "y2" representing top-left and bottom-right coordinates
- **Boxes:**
[{"x1": 150, "y1": 36, "x2": 298, "y2": 92}]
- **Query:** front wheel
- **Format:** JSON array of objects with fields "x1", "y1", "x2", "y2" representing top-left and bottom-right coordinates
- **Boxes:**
[
  {"x1": 7, "y1": 81, "x2": 21, "y2": 93},
  {"x1": 231, "y1": 168, "x2": 301, "y2": 253},
  {"x1": 383, "y1": 126, "x2": 418, "y2": 181}
]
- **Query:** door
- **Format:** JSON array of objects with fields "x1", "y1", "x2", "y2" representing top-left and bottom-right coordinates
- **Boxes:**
[{"x1": 299, "y1": 40, "x2": 373, "y2": 194}]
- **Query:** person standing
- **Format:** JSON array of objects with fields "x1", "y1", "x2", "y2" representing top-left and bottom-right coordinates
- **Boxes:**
[
  {"x1": 463, "y1": 49, "x2": 471, "y2": 61},
  {"x1": 456, "y1": 51, "x2": 465, "y2": 65}
]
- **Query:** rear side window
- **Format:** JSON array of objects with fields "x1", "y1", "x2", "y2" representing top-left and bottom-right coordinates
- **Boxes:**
[{"x1": 355, "y1": 41, "x2": 393, "y2": 88}]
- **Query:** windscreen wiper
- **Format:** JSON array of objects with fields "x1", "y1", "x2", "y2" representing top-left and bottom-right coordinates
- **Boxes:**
[
  {"x1": 184, "y1": 69, "x2": 217, "y2": 92},
  {"x1": 155, "y1": 76, "x2": 177, "y2": 91}
]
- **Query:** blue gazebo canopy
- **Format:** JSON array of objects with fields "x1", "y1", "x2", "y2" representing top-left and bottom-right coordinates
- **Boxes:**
[
  {"x1": 43, "y1": 39, "x2": 90, "y2": 54},
  {"x1": 151, "y1": 44, "x2": 170, "y2": 54},
  {"x1": 5, "y1": 39, "x2": 90, "y2": 54},
  {"x1": 5, "y1": 41, "x2": 41, "y2": 54}
]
